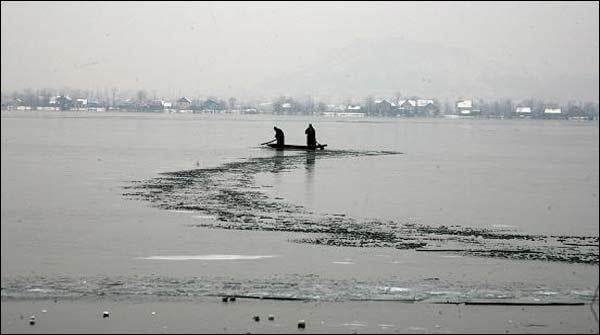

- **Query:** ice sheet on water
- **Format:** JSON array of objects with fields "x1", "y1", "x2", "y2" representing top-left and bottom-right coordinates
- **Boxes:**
[{"x1": 123, "y1": 150, "x2": 598, "y2": 265}]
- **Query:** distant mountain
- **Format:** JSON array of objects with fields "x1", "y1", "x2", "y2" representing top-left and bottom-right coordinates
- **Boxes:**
[{"x1": 259, "y1": 37, "x2": 599, "y2": 103}]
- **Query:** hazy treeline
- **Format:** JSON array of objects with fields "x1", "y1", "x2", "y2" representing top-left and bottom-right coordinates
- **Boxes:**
[{"x1": 1, "y1": 88, "x2": 598, "y2": 119}]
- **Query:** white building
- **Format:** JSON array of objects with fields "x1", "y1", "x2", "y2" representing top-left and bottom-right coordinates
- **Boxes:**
[
  {"x1": 456, "y1": 99, "x2": 475, "y2": 115},
  {"x1": 515, "y1": 106, "x2": 532, "y2": 117},
  {"x1": 417, "y1": 99, "x2": 435, "y2": 107},
  {"x1": 544, "y1": 108, "x2": 561, "y2": 114},
  {"x1": 398, "y1": 99, "x2": 417, "y2": 107},
  {"x1": 544, "y1": 108, "x2": 562, "y2": 119}
]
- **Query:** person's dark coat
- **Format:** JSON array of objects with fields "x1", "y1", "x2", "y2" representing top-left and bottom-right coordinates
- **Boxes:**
[
  {"x1": 305, "y1": 124, "x2": 316, "y2": 147},
  {"x1": 274, "y1": 126, "x2": 285, "y2": 146}
]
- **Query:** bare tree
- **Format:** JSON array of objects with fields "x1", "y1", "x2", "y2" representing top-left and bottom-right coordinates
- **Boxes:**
[
  {"x1": 136, "y1": 90, "x2": 147, "y2": 103},
  {"x1": 363, "y1": 95, "x2": 375, "y2": 116},
  {"x1": 112, "y1": 88, "x2": 117, "y2": 107},
  {"x1": 228, "y1": 97, "x2": 237, "y2": 111},
  {"x1": 393, "y1": 91, "x2": 402, "y2": 105}
]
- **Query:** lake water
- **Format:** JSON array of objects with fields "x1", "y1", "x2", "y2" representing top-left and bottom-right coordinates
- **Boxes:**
[{"x1": 1, "y1": 111, "x2": 598, "y2": 303}]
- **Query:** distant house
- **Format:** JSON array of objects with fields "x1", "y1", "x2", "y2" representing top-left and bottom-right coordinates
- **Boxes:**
[
  {"x1": 326, "y1": 104, "x2": 346, "y2": 112},
  {"x1": 544, "y1": 108, "x2": 562, "y2": 119},
  {"x1": 48, "y1": 96, "x2": 59, "y2": 106},
  {"x1": 347, "y1": 105, "x2": 362, "y2": 112},
  {"x1": 74, "y1": 98, "x2": 88, "y2": 109},
  {"x1": 375, "y1": 99, "x2": 393, "y2": 116},
  {"x1": 117, "y1": 99, "x2": 136, "y2": 110},
  {"x1": 272, "y1": 101, "x2": 294, "y2": 114},
  {"x1": 258, "y1": 102, "x2": 273, "y2": 113},
  {"x1": 399, "y1": 99, "x2": 416, "y2": 108},
  {"x1": 397, "y1": 99, "x2": 416, "y2": 116},
  {"x1": 416, "y1": 99, "x2": 437, "y2": 117},
  {"x1": 7, "y1": 98, "x2": 24, "y2": 110},
  {"x1": 148, "y1": 100, "x2": 165, "y2": 111},
  {"x1": 86, "y1": 100, "x2": 105, "y2": 112},
  {"x1": 515, "y1": 106, "x2": 532, "y2": 118},
  {"x1": 417, "y1": 99, "x2": 434, "y2": 107},
  {"x1": 176, "y1": 97, "x2": 192, "y2": 110},
  {"x1": 456, "y1": 99, "x2": 478, "y2": 116},
  {"x1": 56, "y1": 95, "x2": 72, "y2": 110},
  {"x1": 203, "y1": 98, "x2": 223, "y2": 112},
  {"x1": 72, "y1": 98, "x2": 88, "y2": 110},
  {"x1": 567, "y1": 106, "x2": 586, "y2": 119}
]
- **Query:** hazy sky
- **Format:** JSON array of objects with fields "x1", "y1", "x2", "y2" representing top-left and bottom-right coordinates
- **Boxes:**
[{"x1": 1, "y1": 1, "x2": 598, "y2": 102}]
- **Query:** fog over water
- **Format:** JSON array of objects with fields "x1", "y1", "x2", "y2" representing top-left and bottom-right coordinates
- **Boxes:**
[{"x1": 1, "y1": 1, "x2": 598, "y2": 102}]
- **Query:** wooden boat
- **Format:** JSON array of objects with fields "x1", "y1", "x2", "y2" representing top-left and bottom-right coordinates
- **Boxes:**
[{"x1": 267, "y1": 143, "x2": 327, "y2": 150}]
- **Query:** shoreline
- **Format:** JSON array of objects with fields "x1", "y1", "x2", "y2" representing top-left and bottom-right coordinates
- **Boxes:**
[{"x1": 2, "y1": 296, "x2": 598, "y2": 334}]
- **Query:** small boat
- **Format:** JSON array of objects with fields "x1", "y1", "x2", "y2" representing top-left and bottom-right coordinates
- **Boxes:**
[{"x1": 267, "y1": 143, "x2": 327, "y2": 150}]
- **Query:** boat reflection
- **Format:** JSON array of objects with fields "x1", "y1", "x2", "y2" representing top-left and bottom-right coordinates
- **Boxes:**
[
  {"x1": 306, "y1": 151, "x2": 316, "y2": 171},
  {"x1": 272, "y1": 149, "x2": 285, "y2": 173}
]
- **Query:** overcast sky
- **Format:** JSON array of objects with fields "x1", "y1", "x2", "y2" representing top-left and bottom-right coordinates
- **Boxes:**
[{"x1": 1, "y1": 1, "x2": 598, "y2": 102}]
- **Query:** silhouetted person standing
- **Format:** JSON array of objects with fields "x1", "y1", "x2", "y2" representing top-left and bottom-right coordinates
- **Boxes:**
[
  {"x1": 274, "y1": 126, "x2": 285, "y2": 146},
  {"x1": 305, "y1": 123, "x2": 316, "y2": 147}
]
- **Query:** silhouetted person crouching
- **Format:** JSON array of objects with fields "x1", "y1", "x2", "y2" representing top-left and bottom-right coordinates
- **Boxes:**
[{"x1": 274, "y1": 126, "x2": 285, "y2": 146}]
